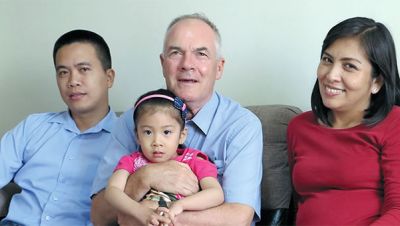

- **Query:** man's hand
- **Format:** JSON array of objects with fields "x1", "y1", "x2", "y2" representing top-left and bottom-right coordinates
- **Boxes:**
[
  {"x1": 150, "y1": 160, "x2": 199, "y2": 195},
  {"x1": 125, "y1": 160, "x2": 199, "y2": 200},
  {"x1": 173, "y1": 203, "x2": 254, "y2": 226}
]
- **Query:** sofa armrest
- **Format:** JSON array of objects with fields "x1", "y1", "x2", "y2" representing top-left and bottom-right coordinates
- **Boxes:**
[{"x1": 0, "y1": 182, "x2": 21, "y2": 218}]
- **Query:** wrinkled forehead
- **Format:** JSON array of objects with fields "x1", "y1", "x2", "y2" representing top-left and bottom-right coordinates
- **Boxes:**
[{"x1": 163, "y1": 19, "x2": 219, "y2": 52}]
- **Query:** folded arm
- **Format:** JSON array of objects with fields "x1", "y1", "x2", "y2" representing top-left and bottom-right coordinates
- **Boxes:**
[
  {"x1": 174, "y1": 202, "x2": 254, "y2": 226},
  {"x1": 91, "y1": 160, "x2": 198, "y2": 225},
  {"x1": 168, "y1": 176, "x2": 224, "y2": 220}
]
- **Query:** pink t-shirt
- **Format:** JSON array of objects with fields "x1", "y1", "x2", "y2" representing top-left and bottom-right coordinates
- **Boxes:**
[{"x1": 114, "y1": 148, "x2": 218, "y2": 181}]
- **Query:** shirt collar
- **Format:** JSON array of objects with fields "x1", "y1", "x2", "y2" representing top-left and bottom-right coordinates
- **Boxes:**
[
  {"x1": 189, "y1": 92, "x2": 218, "y2": 135},
  {"x1": 49, "y1": 107, "x2": 117, "y2": 134}
]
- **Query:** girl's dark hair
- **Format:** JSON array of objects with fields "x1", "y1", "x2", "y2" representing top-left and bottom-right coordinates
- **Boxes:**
[
  {"x1": 133, "y1": 88, "x2": 187, "y2": 130},
  {"x1": 311, "y1": 17, "x2": 400, "y2": 126}
]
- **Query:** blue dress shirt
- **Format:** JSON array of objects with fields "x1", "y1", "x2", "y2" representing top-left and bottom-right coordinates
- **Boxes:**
[
  {"x1": 92, "y1": 92, "x2": 263, "y2": 224},
  {"x1": 0, "y1": 110, "x2": 117, "y2": 226}
]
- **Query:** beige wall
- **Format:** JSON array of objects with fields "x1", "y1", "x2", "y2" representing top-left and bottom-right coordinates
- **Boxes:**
[{"x1": 1, "y1": 0, "x2": 400, "y2": 135}]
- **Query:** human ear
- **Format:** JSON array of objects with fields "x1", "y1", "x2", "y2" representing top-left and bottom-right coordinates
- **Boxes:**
[
  {"x1": 106, "y1": 68, "x2": 115, "y2": 88},
  {"x1": 134, "y1": 129, "x2": 142, "y2": 146},
  {"x1": 179, "y1": 127, "x2": 188, "y2": 144},
  {"x1": 215, "y1": 58, "x2": 225, "y2": 80},
  {"x1": 371, "y1": 75, "x2": 383, "y2": 94}
]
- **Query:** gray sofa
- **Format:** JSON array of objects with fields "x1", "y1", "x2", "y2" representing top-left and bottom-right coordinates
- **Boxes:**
[
  {"x1": 0, "y1": 104, "x2": 302, "y2": 225},
  {"x1": 247, "y1": 105, "x2": 301, "y2": 225}
]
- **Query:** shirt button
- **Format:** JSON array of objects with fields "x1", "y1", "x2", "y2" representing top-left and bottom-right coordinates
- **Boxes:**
[
  {"x1": 53, "y1": 196, "x2": 58, "y2": 201},
  {"x1": 45, "y1": 215, "x2": 51, "y2": 220}
]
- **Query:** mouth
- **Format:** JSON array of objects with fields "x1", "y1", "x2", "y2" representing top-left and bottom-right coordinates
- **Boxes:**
[
  {"x1": 69, "y1": 92, "x2": 87, "y2": 100},
  {"x1": 178, "y1": 78, "x2": 198, "y2": 83},
  {"x1": 324, "y1": 85, "x2": 345, "y2": 95},
  {"x1": 152, "y1": 151, "x2": 165, "y2": 158}
]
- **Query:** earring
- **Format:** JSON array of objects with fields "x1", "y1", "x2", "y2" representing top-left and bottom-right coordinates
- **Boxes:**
[{"x1": 372, "y1": 88, "x2": 378, "y2": 94}]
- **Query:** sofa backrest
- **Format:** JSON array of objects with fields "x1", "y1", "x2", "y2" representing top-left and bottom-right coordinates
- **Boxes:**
[{"x1": 246, "y1": 105, "x2": 302, "y2": 210}]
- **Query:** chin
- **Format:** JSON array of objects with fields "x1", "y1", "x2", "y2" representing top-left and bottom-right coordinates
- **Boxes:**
[
  {"x1": 174, "y1": 93, "x2": 192, "y2": 102},
  {"x1": 68, "y1": 106, "x2": 92, "y2": 115},
  {"x1": 321, "y1": 100, "x2": 336, "y2": 110}
]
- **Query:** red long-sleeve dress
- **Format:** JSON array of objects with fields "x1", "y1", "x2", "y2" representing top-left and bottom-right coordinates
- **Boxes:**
[{"x1": 287, "y1": 107, "x2": 400, "y2": 226}]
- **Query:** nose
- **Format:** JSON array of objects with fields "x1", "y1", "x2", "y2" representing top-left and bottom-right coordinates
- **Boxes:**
[
  {"x1": 321, "y1": 64, "x2": 341, "y2": 83},
  {"x1": 152, "y1": 133, "x2": 163, "y2": 147},
  {"x1": 180, "y1": 53, "x2": 195, "y2": 71},
  {"x1": 67, "y1": 70, "x2": 81, "y2": 87}
]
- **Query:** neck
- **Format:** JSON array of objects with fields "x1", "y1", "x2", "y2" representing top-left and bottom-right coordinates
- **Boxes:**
[
  {"x1": 329, "y1": 110, "x2": 364, "y2": 129},
  {"x1": 185, "y1": 94, "x2": 213, "y2": 120},
  {"x1": 70, "y1": 105, "x2": 109, "y2": 132},
  {"x1": 186, "y1": 102, "x2": 204, "y2": 119}
]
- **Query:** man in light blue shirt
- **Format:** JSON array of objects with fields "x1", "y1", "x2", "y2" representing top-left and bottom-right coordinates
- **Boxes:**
[
  {"x1": 0, "y1": 29, "x2": 116, "y2": 226},
  {"x1": 91, "y1": 13, "x2": 263, "y2": 226}
]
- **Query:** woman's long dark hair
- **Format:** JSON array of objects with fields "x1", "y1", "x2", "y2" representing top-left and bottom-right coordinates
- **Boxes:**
[{"x1": 311, "y1": 17, "x2": 400, "y2": 126}]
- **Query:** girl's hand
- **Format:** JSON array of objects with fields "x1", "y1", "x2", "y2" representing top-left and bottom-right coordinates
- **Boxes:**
[
  {"x1": 133, "y1": 208, "x2": 171, "y2": 226},
  {"x1": 147, "y1": 207, "x2": 172, "y2": 226},
  {"x1": 165, "y1": 202, "x2": 184, "y2": 222}
]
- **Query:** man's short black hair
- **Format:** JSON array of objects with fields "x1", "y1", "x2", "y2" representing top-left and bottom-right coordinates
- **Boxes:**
[{"x1": 53, "y1": 29, "x2": 112, "y2": 70}]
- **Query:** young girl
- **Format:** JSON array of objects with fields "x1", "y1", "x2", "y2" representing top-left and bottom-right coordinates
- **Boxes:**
[{"x1": 105, "y1": 89, "x2": 224, "y2": 226}]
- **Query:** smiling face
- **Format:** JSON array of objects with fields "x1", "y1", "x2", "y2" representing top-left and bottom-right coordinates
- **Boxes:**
[
  {"x1": 317, "y1": 37, "x2": 382, "y2": 117},
  {"x1": 55, "y1": 42, "x2": 114, "y2": 118},
  {"x1": 160, "y1": 18, "x2": 225, "y2": 114},
  {"x1": 136, "y1": 107, "x2": 187, "y2": 163}
]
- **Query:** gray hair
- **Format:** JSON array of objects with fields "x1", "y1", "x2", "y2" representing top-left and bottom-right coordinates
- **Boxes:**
[{"x1": 162, "y1": 13, "x2": 222, "y2": 58}]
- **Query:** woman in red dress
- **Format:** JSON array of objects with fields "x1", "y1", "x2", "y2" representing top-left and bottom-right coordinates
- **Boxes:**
[{"x1": 288, "y1": 17, "x2": 400, "y2": 226}]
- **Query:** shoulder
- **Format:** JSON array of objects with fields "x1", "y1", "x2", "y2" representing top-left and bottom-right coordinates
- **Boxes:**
[
  {"x1": 119, "y1": 151, "x2": 141, "y2": 162},
  {"x1": 215, "y1": 93, "x2": 261, "y2": 127},
  {"x1": 2, "y1": 112, "x2": 65, "y2": 145},
  {"x1": 374, "y1": 106, "x2": 400, "y2": 130},
  {"x1": 207, "y1": 94, "x2": 263, "y2": 146},
  {"x1": 184, "y1": 148, "x2": 210, "y2": 160},
  {"x1": 19, "y1": 112, "x2": 64, "y2": 130},
  {"x1": 25, "y1": 112, "x2": 61, "y2": 122},
  {"x1": 289, "y1": 111, "x2": 314, "y2": 126},
  {"x1": 386, "y1": 106, "x2": 400, "y2": 120},
  {"x1": 287, "y1": 111, "x2": 316, "y2": 135},
  {"x1": 113, "y1": 108, "x2": 134, "y2": 129},
  {"x1": 119, "y1": 108, "x2": 134, "y2": 120}
]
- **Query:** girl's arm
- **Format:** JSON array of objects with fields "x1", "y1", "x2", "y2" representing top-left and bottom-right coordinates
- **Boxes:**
[
  {"x1": 167, "y1": 176, "x2": 224, "y2": 219},
  {"x1": 104, "y1": 170, "x2": 143, "y2": 216},
  {"x1": 104, "y1": 169, "x2": 170, "y2": 225}
]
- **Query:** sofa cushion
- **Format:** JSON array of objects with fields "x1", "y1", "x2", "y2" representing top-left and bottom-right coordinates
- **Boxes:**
[
  {"x1": 0, "y1": 182, "x2": 21, "y2": 218},
  {"x1": 246, "y1": 105, "x2": 302, "y2": 210},
  {"x1": 0, "y1": 188, "x2": 7, "y2": 218}
]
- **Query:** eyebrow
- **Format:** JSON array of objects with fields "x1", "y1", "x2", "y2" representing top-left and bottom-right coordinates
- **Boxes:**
[
  {"x1": 166, "y1": 46, "x2": 210, "y2": 53},
  {"x1": 55, "y1": 65, "x2": 68, "y2": 71},
  {"x1": 166, "y1": 46, "x2": 182, "y2": 52},
  {"x1": 323, "y1": 52, "x2": 362, "y2": 64},
  {"x1": 139, "y1": 124, "x2": 176, "y2": 129},
  {"x1": 194, "y1": 47, "x2": 209, "y2": 52},
  {"x1": 55, "y1": 62, "x2": 91, "y2": 71},
  {"x1": 76, "y1": 62, "x2": 92, "y2": 67}
]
